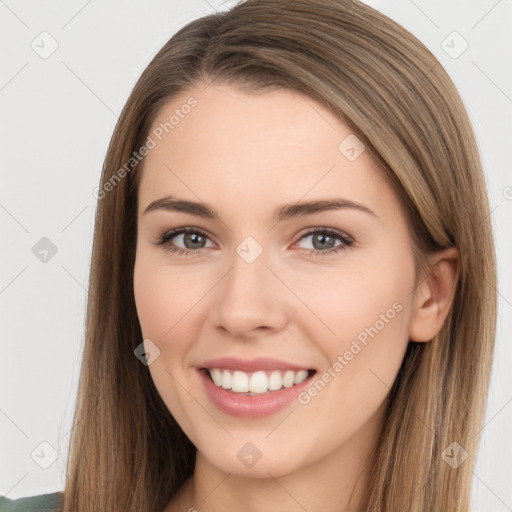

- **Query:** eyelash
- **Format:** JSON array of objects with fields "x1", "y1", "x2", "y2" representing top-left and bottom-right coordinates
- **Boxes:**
[{"x1": 153, "y1": 226, "x2": 354, "y2": 257}]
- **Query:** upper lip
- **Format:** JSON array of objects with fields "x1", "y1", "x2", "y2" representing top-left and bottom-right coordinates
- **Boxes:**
[{"x1": 199, "y1": 357, "x2": 314, "y2": 373}]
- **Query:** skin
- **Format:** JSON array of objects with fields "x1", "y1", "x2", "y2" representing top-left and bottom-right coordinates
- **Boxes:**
[{"x1": 133, "y1": 82, "x2": 460, "y2": 511}]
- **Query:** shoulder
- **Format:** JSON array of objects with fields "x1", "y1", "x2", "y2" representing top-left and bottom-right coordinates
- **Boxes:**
[{"x1": 0, "y1": 492, "x2": 63, "y2": 512}]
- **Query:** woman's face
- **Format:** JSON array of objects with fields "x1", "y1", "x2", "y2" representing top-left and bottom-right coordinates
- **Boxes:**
[{"x1": 133, "y1": 82, "x2": 417, "y2": 478}]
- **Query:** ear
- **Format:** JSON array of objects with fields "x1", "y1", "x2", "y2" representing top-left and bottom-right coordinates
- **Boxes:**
[{"x1": 409, "y1": 247, "x2": 460, "y2": 342}]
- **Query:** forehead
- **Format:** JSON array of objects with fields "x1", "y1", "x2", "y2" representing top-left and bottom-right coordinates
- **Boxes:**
[{"x1": 137, "y1": 83, "x2": 398, "y2": 224}]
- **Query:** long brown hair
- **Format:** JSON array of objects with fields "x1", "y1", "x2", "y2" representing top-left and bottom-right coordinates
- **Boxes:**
[{"x1": 62, "y1": 1, "x2": 497, "y2": 510}]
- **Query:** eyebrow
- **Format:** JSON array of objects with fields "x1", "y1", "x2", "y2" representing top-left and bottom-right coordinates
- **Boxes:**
[{"x1": 142, "y1": 195, "x2": 378, "y2": 223}]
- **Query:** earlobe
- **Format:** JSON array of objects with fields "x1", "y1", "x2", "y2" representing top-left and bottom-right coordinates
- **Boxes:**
[{"x1": 409, "y1": 247, "x2": 460, "y2": 343}]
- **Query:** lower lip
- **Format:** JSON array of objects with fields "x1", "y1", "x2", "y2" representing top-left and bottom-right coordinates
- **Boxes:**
[{"x1": 198, "y1": 369, "x2": 315, "y2": 418}]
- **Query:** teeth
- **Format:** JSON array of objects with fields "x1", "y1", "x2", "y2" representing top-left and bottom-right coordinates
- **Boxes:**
[
  {"x1": 211, "y1": 368, "x2": 223, "y2": 387},
  {"x1": 294, "y1": 370, "x2": 309, "y2": 384},
  {"x1": 232, "y1": 371, "x2": 249, "y2": 392},
  {"x1": 207, "y1": 368, "x2": 310, "y2": 394},
  {"x1": 221, "y1": 370, "x2": 231, "y2": 389},
  {"x1": 282, "y1": 370, "x2": 295, "y2": 388},
  {"x1": 268, "y1": 371, "x2": 282, "y2": 391},
  {"x1": 249, "y1": 371, "x2": 267, "y2": 393}
]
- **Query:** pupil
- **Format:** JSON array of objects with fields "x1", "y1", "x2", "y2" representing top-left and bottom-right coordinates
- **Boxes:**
[
  {"x1": 314, "y1": 234, "x2": 333, "y2": 250},
  {"x1": 185, "y1": 233, "x2": 204, "y2": 249}
]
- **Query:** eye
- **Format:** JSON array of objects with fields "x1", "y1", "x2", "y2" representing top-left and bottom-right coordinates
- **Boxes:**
[
  {"x1": 294, "y1": 227, "x2": 353, "y2": 256},
  {"x1": 154, "y1": 227, "x2": 214, "y2": 256},
  {"x1": 154, "y1": 226, "x2": 354, "y2": 257}
]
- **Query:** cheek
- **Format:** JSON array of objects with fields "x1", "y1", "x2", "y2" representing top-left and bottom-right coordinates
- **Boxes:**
[
  {"x1": 133, "y1": 254, "x2": 212, "y2": 387},
  {"x1": 133, "y1": 256, "x2": 205, "y2": 434},
  {"x1": 291, "y1": 254, "x2": 413, "y2": 356},
  {"x1": 297, "y1": 253, "x2": 414, "y2": 420},
  {"x1": 286, "y1": 292, "x2": 411, "y2": 467},
  {"x1": 133, "y1": 254, "x2": 203, "y2": 341},
  {"x1": 133, "y1": 273, "x2": 172, "y2": 339}
]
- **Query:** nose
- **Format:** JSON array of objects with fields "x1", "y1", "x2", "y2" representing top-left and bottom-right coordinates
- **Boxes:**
[{"x1": 210, "y1": 244, "x2": 289, "y2": 340}]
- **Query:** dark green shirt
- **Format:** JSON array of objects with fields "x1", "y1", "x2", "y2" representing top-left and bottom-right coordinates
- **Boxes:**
[{"x1": 0, "y1": 492, "x2": 62, "y2": 512}]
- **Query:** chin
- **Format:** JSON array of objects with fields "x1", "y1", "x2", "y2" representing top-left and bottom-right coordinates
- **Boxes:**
[{"x1": 198, "y1": 440, "x2": 312, "y2": 479}]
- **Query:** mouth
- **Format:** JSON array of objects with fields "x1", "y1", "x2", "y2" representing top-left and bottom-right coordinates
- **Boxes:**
[
  {"x1": 196, "y1": 356, "x2": 318, "y2": 418},
  {"x1": 200, "y1": 367, "x2": 317, "y2": 395}
]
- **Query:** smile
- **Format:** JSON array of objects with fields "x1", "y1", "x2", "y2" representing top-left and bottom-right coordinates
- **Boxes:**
[
  {"x1": 197, "y1": 357, "x2": 317, "y2": 418},
  {"x1": 206, "y1": 368, "x2": 311, "y2": 394}
]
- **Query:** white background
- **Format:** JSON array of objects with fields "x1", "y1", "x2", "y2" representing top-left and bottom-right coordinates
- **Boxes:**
[{"x1": 0, "y1": 0, "x2": 511, "y2": 510}]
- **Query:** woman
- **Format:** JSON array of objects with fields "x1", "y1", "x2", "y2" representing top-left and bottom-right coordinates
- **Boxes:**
[{"x1": 1, "y1": 0, "x2": 497, "y2": 510}]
